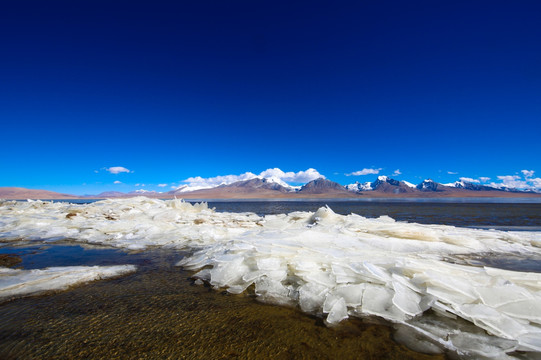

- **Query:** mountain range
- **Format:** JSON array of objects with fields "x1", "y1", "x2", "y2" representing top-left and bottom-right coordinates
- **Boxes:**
[{"x1": 1, "y1": 176, "x2": 540, "y2": 200}]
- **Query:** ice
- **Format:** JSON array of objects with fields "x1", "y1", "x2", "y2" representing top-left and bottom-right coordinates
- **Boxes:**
[
  {"x1": 392, "y1": 280, "x2": 423, "y2": 317},
  {"x1": 449, "y1": 332, "x2": 518, "y2": 358},
  {"x1": 2, "y1": 197, "x2": 541, "y2": 358},
  {"x1": 326, "y1": 297, "x2": 348, "y2": 324},
  {"x1": 498, "y1": 299, "x2": 541, "y2": 323},
  {"x1": 298, "y1": 282, "x2": 328, "y2": 313},
  {"x1": 476, "y1": 284, "x2": 534, "y2": 307},
  {"x1": 0, "y1": 265, "x2": 136, "y2": 300},
  {"x1": 333, "y1": 284, "x2": 364, "y2": 307}
]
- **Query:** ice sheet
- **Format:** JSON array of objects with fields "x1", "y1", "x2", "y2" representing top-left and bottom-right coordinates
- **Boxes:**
[
  {"x1": 1, "y1": 197, "x2": 541, "y2": 357},
  {"x1": 0, "y1": 265, "x2": 137, "y2": 300}
]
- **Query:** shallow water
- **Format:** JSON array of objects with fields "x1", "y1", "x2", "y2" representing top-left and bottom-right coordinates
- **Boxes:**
[{"x1": 0, "y1": 244, "x2": 441, "y2": 360}]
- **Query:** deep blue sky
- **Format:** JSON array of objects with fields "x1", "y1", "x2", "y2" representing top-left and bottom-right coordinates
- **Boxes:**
[{"x1": 2, "y1": 1, "x2": 540, "y2": 194}]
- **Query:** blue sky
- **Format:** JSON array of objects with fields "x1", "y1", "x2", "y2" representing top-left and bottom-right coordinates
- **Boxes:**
[{"x1": 1, "y1": 1, "x2": 540, "y2": 195}]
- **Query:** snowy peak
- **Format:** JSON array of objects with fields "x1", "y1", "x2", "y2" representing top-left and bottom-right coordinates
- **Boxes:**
[
  {"x1": 403, "y1": 181, "x2": 416, "y2": 188},
  {"x1": 346, "y1": 181, "x2": 373, "y2": 192},
  {"x1": 347, "y1": 177, "x2": 417, "y2": 194},
  {"x1": 443, "y1": 181, "x2": 501, "y2": 192},
  {"x1": 373, "y1": 176, "x2": 402, "y2": 187},
  {"x1": 443, "y1": 181, "x2": 465, "y2": 188},
  {"x1": 416, "y1": 179, "x2": 443, "y2": 192},
  {"x1": 254, "y1": 176, "x2": 299, "y2": 192},
  {"x1": 170, "y1": 184, "x2": 215, "y2": 194}
]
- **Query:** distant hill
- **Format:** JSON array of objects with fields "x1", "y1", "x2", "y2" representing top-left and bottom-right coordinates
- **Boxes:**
[
  {"x1": 0, "y1": 187, "x2": 77, "y2": 200},
  {"x1": 298, "y1": 178, "x2": 353, "y2": 196},
  {"x1": 90, "y1": 191, "x2": 126, "y2": 198}
]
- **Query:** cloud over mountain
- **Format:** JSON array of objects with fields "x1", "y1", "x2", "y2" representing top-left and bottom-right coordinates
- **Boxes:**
[
  {"x1": 459, "y1": 177, "x2": 480, "y2": 183},
  {"x1": 488, "y1": 171, "x2": 541, "y2": 192},
  {"x1": 259, "y1": 168, "x2": 323, "y2": 183},
  {"x1": 175, "y1": 168, "x2": 325, "y2": 191}
]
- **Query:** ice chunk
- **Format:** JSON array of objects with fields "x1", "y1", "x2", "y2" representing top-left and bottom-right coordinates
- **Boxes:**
[
  {"x1": 475, "y1": 284, "x2": 534, "y2": 307},
  {"x1": 298, "y1": 282, "x2": 328, "y2": 313},
  {"x1": 0, "y1": 265, "x2": 136, "y2": 300},
  {"x1": 392, "y1": 280, "x2": 423, "y2": 317},
  {"x1": 393, "y1": 325, "x2": 444, "y2": 355},
  {"x1": 326, "y1": 297, "x2": 348, "y2": 324},
  {"x1": 334, "y1": 284, "x2": 364, "y2": 307},
  {"x1": 362, "y1": 284, "x2": 405, "y2": 322},
  {"x1": 497, "y1": 299, "x2": 541, "y2": 323},
  {"x1": 449, "y1": 332, "x2": 517, "y2": 358},
  {"x1": 254, "y1": 277, "x2": 292, "y2": 305},
  {"x1": 457, "y1": 303, "x2": 527, "y2": 339},
  {"x1": 517, "y1": 331, "x2": 541, "y2": 352}
]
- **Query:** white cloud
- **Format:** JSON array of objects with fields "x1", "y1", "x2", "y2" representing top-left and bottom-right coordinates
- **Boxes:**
[
  {"x1": 106, "y1": 166, "x2": 131, "y2": 174},
  {"x1": 181, "y1": 172, "x2": 258, "y2": 189},
  {"x1": 488, "y1": 173, "x2": 541, "y2": 191},
  {"x1": 459, "y1": 177, "x2": 480, "y2": 183},
  {"x1": 346, "y1": 168, "x2": 382, "y2": 176},
  {"x1": 522, "y1": 170, "x2": 535, "y2": 178},
  {"x1": 259, "y1": 168, "x2": 323, "y2": 183},
  {"x1": 497, "y1": 175, "x2": 521, "y2": 182},
  {"x1": 392, "y1": 169, "x2": 401, "y2": 176},
  {"x1": 531, "y1": 178, "x2": 541, "y2": 188},
  {"x1": 447, "y1": 171, "x2": 458, "y2": 175},
  {"x1": 176, "y1": 168, "x2": 325, "y2": 190},
  {"x1": 135, "y1": 183, "x2": 146, "y2": 187},
  {"x1": 158, "y1": 184, "x2": 168, "y2": 187},
  {"x1": 478, "y1": 177, "x2": 491, "y2": 183},
  {"x1": 113, "y1": 181, "x2": 122, "y2": 184},
  {"x1": 494, "y1": 175, "x2": 528, "y2": 189}
]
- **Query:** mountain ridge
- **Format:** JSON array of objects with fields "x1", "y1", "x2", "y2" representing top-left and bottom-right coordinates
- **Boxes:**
[{"x1": 1, "y1": 176, "x2": 540, "y2": 199}]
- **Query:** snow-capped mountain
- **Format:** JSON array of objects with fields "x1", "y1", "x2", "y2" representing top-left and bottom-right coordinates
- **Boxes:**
[
  {"x1": 417, "y1": 179, "x2": 444, "y2": 192},
  {"x1": 345, "y1": 181, "x2": 373, "y2": 192},
  {"x1": 170, "y1": 175, "x2": 299, "y2": 194},
  {"x1": 72, "y1": 174, "x2": 541, "y2": 199},
  {"x1": 254, "y1": 176, "x2": 300, "y2": 192},
  {"x1": 346, "y1": 176, "x2": 417, "y2": 194},
  {"x1": 218, "y1": 178, "x2": 294, "y2": 193},
  {"x1": 171, "y1": 184, "x2": 221, "y2": 194},
  {"x1": 403, "y1": 181, "x2": 416, "y2": 188},
  {"x1": 443, "y1": 181, "x2": 500, "y2": 192}
]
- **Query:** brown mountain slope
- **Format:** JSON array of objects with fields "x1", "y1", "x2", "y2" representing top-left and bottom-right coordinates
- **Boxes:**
[{"x1": 0, "y1": 187, "x2": 77, "y2": 200}]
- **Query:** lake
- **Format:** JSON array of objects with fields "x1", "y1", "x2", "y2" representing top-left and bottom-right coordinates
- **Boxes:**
[{"x1": 1, "y1": 199, "x2": 540, "y2": 359}]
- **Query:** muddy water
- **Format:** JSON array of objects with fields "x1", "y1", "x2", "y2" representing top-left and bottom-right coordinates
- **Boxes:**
[{"x1": 0, "y1": 245, "x2": 443, "y2": 360}]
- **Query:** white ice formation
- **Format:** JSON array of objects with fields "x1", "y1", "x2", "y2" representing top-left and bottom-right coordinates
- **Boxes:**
[
  {"x1": 1, "y1": 197, "x2": 541, "y2": 357},
  {"x1": 0, "y1": 265, "x2": 137, "y2": 300}
]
